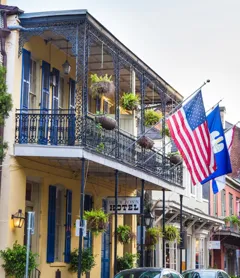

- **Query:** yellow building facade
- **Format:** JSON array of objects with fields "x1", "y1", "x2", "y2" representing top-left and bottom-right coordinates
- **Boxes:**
[{"x1": 0, "y1": 7, "x2": 185, "y2": 278}]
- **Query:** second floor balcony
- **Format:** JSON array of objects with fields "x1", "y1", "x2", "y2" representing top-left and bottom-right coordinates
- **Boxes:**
[{"x1": 15, "y1": 109, "x2": 183, "y2": 186}]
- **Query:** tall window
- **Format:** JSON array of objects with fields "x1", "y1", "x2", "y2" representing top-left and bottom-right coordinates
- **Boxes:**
[
  {"x1": 29, "y1": 59, "x2": 37, "y2": 109},
  {"x1": 221, "y1": 190, "x2": 226, "y2": 216},
  {"x1": 59, "y1": 77, "x2": 64, "y2": 110},
  {"x1": 213, "y1": 194, "x2": 218, "y2": 216},
  {"x1": 191, "y1": 181, "x2": 196, "y2": 196},
  {"x1": 195, "y1": 238, "x2": 204, "y2": 269},
  {"x1": 47, "y1": 185, "x2": 72, "y2": 263},
  {"x1": 229, "y1": 193, "x2": 233, "y2": 215},
  {"x1": 237, "y1": 198, "x2": 240, "y2": 216},
  {"x1": 165, "y1": 241, "x2": 177, "y2": 270}
]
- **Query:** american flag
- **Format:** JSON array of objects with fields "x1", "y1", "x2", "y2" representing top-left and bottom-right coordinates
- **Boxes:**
[{"x1": 167, "y1": 90, "x2": 216, "y2": 185}]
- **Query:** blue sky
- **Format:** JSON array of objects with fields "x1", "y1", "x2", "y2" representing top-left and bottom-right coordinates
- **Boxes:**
[{"x1": 9, "y1": 0, "x2": 240, "y2": 123}]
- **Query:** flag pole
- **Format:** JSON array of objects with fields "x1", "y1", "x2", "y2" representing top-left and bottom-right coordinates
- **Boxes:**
[
  {"x1": 224, "y1": 121, "x2": 239, "y2": 134},
  {"x1": 205, "y1": 98, "x2": 224, "y2": 114},
  {"x1": 122, "y1": 80, "x2": 211, "y2": 154}
]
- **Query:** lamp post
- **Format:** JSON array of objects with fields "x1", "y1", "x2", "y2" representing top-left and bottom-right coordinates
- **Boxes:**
[{"x1": 145, "y1": 211, "x2": 154, "y2": 267}]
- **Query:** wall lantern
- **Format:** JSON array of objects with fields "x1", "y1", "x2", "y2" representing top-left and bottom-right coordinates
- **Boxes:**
[
  {"x1": 62, "y1": 40, "x2": 71, "y2": 75},
  {"x1": 11, "y1": 209, "x2": 25, "y2": 228},
  {"x1": 62, "y1": 60, "x2": 71, "y2": 75},
  {"x1": 145, "y1": 211, "x2": 154, "y2": 228}
]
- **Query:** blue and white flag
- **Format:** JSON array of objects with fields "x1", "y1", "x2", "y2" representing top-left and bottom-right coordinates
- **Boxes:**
[
  {"x1": 212, "y1": 126, "x2": 235, "y2": 194},
  {"x1": 201, "y1": 105, "x2": 232, "y2": 185}
]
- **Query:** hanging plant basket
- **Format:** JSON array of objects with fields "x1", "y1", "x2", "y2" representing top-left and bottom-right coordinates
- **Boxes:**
[
  {"x1": 164, "y1": 225, "x2": 180, "y2": 243},
  {"x1": 116, "y1": 225, "x2": 136, "y2": 244},
  {"x1": 84, "y1": 209, "x2": 109, "y2": 236},
  {"x1": 120, "y1": 92, "x2": 139, "y2": 111},
  {"x1": 145, "y1": 227, "x2": 162, "y2": 250},
  {"x1": 90, "y1": 74, "x2": 115, "y2": 98},
  {"x1": 144, "y1": 109, "x2": 162, "y2": 127},
  {"x1": 169, "y1": 153, "x2": 182, "y2": 164},
  {"x1": 137, "y1": 136, "x2": 154, "y2": 149},
  {"x1": 95, "y1": 115, "x2": 117, "y2": 130}
]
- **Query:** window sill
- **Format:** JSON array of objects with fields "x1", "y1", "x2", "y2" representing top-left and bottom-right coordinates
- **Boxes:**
[{"x1": 50, "y1": 262, "x2": 67, "y2": 267}]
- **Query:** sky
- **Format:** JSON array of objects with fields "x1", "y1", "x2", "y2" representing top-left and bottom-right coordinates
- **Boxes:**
[{"x1": 8, "y1": 0, "x2": 240, "y2": 124}]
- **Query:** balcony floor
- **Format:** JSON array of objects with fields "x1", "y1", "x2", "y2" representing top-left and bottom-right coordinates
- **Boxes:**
[{"x1": 14, "y1": 144, "x2": 186, "y2": 195}]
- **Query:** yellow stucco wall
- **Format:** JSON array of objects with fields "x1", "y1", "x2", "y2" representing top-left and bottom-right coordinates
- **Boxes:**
[{"x1": 1, "y1": 156, "x2": 137, "y2": 278}]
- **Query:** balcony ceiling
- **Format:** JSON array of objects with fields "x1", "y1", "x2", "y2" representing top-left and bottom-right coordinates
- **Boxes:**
[
  {"x1": 39, "y1": 30, "x2": 178, "y2": 107},
  {"x1": 21, "y1": 156, "x2": 165, "y2": 191}
]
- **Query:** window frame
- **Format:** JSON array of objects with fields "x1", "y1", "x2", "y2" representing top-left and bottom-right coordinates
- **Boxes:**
[{"x1": 221, "y1": 190, "x2": 226, "y2": 217}]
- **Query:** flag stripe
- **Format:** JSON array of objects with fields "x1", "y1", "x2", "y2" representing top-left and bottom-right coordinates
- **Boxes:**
[
  {"x1": 168, "y1": 114, "x2": 199, "y2": 184},
  {"x1": 177, "y1": 111, "x2": 209, "y2": 179}
]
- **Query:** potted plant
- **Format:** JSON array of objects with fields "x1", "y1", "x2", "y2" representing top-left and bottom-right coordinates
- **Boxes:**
[
  {"x1": 90, "y1": 73, "x2": 115, "y2": 98},
  {"x1": 169, "y1": 151, "x2": 182, "y2": 164},
  {"x1": 116, "y1": 225, "x2": 136, "y2": 244},
  {"x1": 137, "y1": 136, "x2": 154, "y2": 149},
  {"x1": 120, "y1": 92, "x2": 139, "y2": 111},
  {"x1": 0, "y1": 241, "x2": 38, "y2": 278},
  {"x1": 145, "y1": 227, "x2": 162, "y2": 250},
  {"x1": 144, "y1": 109, "x2": 162, "y2": 127},
  {"x1": 164, "y1": 225, "x2": 181, "y2": 243},
  {"x1": 84, "y1": 209, "x2": 109, "y2": 235},
  {"x1": 116, "y1": 252, "x2": 138, "y2": 272},
  {"x1": 95, "y1": 111, "x2": 117, "y2": 131},
  {"x1": 68, "y1": 248, "x2": 96, "y2": 275}
]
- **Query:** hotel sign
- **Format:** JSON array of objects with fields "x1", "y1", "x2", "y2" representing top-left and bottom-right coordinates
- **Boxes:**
[{"x1": 106, "y1": 197, "x2": 141, "y2": 214}]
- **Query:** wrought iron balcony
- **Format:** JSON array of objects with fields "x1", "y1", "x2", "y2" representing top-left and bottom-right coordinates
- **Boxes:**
[{"x1": 15, "y1": 109, "x2": 183, "y2": 186}]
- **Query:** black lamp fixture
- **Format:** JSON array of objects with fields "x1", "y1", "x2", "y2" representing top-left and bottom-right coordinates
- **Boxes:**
[
  {"x1": 62, "y1": 40, "x2": 71, "y2": 75},
  {"x1": 11, "y1": 209, "x2": 25, "y2": 228},
  {"x1": 145, "y1": 211, "x2": 154, "y2": 227}
]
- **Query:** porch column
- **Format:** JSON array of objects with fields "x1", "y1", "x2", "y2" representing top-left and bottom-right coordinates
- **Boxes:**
[
  {"x1": 162, "y1": 188, "x2": 166, "y2": 267},
  {"x1": 75, "y1": 22, "x2": 89, "y2": 146},
  {"x1": 180, "y1": 194, "x2": 183, "y2": 273},
  {"x1": 78, "y1": 158, "x2": 86, "y2": 278},
  {"x1": 140, "y1": 179, "x2": 145, "y2": 267},
  {"x1": 114, "y1": 170, "x2": 119, "y2": 275},
  {"x1": 131, "y1": 69, "x2": 137, "y2": 137},
  {"x1": 113, "y1": 53, "x2": 120, "y2": 158},
  {"x1": 140, "y1": 73, "x2": 146, "y2": 134}
]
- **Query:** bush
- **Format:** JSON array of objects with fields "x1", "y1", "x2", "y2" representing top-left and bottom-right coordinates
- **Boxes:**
[
  {"x1": 116, "y1": 252, "x2": 138, "y2": 272},
  {"x1": 0, "y1": 241, "x2": 38, "y2": 278},
  {"x1": 68, "y1": 248, "x2": 96, "y2": 275}
]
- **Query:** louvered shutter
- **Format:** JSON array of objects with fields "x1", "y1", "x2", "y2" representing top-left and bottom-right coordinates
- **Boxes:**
[
  {"x1": 64, "y1": 189, "x2": 72, "y2": 263},
  {"x1": 47, "y1": 185, "x2": 56, "y2": 263}
]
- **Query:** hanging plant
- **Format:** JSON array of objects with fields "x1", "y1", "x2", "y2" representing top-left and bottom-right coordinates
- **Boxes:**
[
  {"x1": 95, "y1": 111, "x2": 117, "y2": 131},
  {"x1": 90, "y1": 73, "x2": 115, "y2": 98},
  {"x1": 120, "y1": 92, "x2": 139, "y2": 111},
  {"x1": 116, "y1": 252, "x2": 139, "y2": 272},
  {"x1": 144, "y1": 109, "x2": 162, "y2": 127},
  {"x1": 137, "y1": 136, "x2": 154, "y2": 149},
  {"x1": 116, "y1": 225, "x2": 136, "y2": 244},
  {"x1": 145, "y1": 227, "x2": 162, "y2": 250},
  {"x1": 164, "y1": 225, "x2": 180, "y2": 243},
  {"x1": 84, "y1": 209, "x2": 109, "y2": 236},
  {"x1": 168, "y1": 151, "x2": 182, "y2": 164},
  {"x1": 68, "y1": 248, "x2": 96, "y2": 274}
]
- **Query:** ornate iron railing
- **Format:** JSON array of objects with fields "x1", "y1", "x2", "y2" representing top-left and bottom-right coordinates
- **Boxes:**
[{"x1": 15, "y1": 109, "x2": 183, "y2": 186}]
